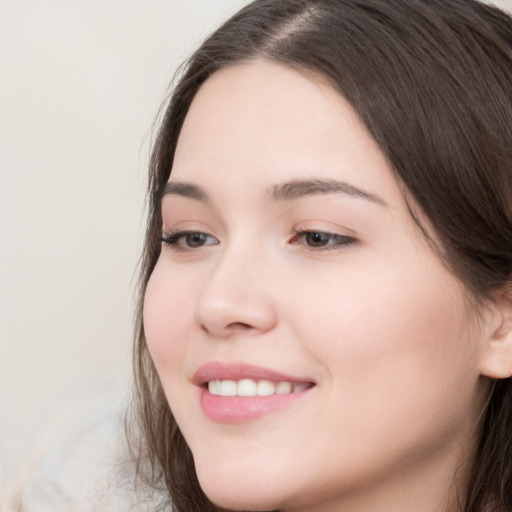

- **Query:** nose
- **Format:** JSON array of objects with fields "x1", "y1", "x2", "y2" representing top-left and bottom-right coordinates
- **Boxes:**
[{"x1": 194, "y1": 247, "x2": 277, "y2": 338}]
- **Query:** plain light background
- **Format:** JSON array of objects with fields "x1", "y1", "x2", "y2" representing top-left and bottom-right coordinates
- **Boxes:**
[{"x1": 1, "y1": 0, "x2": 511, "y2": 477}]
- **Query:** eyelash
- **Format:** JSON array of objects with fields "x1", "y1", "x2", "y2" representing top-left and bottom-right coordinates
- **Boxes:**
[
  {"x1": 290, "y1": 230, "x2": 356, "y2": 251},
  {"x1": 161, "y1": 229, "x2": 356, "y2": 252},
  {"x1": 160, "y1": 230, "x2": 219, "y2": 251}
]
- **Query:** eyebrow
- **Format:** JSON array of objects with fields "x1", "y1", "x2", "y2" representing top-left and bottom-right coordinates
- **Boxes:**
[
  {"x1": 162, "y1": 181, "x2": 210, "y2": 202},
  {"x1": 267, "y1": 179, "x2": 388, "y2": 206},
  {"x1": 162, "y1": 178, "x2": 387, "y2": 207}
]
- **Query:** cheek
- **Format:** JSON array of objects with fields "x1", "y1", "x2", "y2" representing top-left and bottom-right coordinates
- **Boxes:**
[
  {"x1": 287, "y1": 255, "x2": 478, "y2": 412},
  {"x1": 143, "y1": 260, "x2": 196, "y2": 370},
  {"x1": 278, "y1": 261, "x2": 482, "y2": 481},
  {"x1": 304, "y1": 249, "x2": 467, "y2": 355}
]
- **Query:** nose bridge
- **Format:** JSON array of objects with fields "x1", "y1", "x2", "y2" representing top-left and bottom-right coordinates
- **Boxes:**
[{"x1": 194, "y1": 239, "x2": 276, "y2": 337}]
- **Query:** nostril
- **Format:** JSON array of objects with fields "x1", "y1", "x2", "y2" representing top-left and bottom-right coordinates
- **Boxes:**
[
  {"x1": 200, "y1": 322, "x2": 252, "y2": 334},
  {"x1": 227, "y1": 322, "x2": 254, "y2": 331}
]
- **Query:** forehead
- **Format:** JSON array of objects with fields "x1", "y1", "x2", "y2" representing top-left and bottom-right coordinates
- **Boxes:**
[{"x1": 171, "y1": 60, "x2": 401, "y2": 207}]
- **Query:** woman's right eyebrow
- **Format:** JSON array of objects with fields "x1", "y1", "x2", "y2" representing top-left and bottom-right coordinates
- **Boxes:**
[{"x1": 162, "y1": 182, "x2": 210, "y2": 202}]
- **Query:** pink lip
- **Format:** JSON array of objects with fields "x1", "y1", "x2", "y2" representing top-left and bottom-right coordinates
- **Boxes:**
[
  {"x1": 193, "y1": 361, "x2": 312, "y2": 385},
  {"x1": 193, "y1": 361, "x2": 315, "y2": 424}
]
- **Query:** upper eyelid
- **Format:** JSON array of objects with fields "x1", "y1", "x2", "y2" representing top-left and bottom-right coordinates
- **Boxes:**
[
  {"x1": 161, "y1": 227, "x2": 356, "y2": 239},
  {"x1": 161, "y1": 228, "x2": 218, "y2": 239},
  {"x1": 292, "y1": 219, "x2": 358, "y2": 235},
  {"x1": 293, "y1": 228, "x2": 353, "y2": 235}
]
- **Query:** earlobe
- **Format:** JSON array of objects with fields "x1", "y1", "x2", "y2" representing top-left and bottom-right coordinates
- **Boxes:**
[{"x1": 479, "y1": 282, "x2": 512, "y2": 380}]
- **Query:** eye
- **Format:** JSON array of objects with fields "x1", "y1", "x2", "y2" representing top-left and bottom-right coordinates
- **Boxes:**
[
  {"x1": 161, "y1": 230, "x2": 219, "y2": 251},
  {"x1": 290, "y1": 230, "x2": 356, "y2": 250}
]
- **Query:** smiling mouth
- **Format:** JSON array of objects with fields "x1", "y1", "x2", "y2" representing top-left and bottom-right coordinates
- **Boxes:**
[
  {"x1": 196, "y1": 363, "x2": 316, "y2": 422},
  {"x1": 207, "y1": 379, "x2": 313, "y2": 397}
]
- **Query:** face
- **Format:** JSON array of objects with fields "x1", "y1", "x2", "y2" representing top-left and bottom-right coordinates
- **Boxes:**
[{"x1": 144, "y1": 61, "x2": 490, "y2": 512}]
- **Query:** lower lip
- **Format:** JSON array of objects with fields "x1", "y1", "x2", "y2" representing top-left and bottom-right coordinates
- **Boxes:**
[{"x1": 200, "y1": 387, "x2": 312, "y2": 423}]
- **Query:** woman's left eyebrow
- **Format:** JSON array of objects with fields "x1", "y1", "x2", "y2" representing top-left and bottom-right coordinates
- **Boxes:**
[{"x1": 267, "y1": 179, "x2": 388, "y2": 207}]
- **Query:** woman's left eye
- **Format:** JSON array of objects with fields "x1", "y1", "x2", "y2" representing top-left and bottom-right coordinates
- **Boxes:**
[{"x1": 289, "y1": 230, "x2": 356, "y2": 250}]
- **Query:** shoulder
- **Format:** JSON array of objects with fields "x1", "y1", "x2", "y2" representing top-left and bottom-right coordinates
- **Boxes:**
[{"x1": 5, "y1": 387, "x2": 169, "y2": 512}]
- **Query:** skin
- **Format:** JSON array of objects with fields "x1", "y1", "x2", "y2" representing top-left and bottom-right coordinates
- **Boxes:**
[{"x1": 143, "y1": 61, "x2": 504, "y2": 512}]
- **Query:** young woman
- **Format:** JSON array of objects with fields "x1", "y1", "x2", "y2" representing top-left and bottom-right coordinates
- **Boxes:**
[{"x1": 132, "y1": 0, "x2": 512, "y2": 511}]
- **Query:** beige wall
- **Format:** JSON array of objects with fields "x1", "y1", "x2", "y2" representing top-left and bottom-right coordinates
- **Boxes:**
[{"x1": 1, "y1": 0, "x2": 511, "y2": 475}]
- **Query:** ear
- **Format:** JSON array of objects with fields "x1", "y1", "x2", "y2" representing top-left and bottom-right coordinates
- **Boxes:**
[{"x1": 479, "y1": 282, "x2": 512, "y2": 379}]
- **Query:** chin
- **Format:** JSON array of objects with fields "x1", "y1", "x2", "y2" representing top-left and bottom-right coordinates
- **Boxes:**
[
  {"x1": 195, "y1": 463, "x2": 284, "y2": 512},
  {"x1": 201, "y1": 486, "x2": 279, "y2": 512}
]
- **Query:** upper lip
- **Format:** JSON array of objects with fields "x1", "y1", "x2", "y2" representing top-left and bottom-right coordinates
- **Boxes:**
[{"x1": 193, "y1": 361, "x2": 315, "y2": 386}]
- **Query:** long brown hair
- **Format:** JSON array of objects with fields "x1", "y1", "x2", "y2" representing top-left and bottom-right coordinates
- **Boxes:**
[{"x1": 130, "y1": 1, "x2": 512, "y2": 510}]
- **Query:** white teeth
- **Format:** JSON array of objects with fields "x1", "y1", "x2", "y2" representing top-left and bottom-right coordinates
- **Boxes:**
[
  {"x1": 207, "y1": 379, "x2": 310, "y2": 397},
  {"x1": 209, "y1": 379, "x2": 221, "y2": 395},
  {"x1": 276, "y1": 381, "x2": 292, "y2": 394},
  {"x1": 292, "y1": 382, "x2": 309, "y2": 393},
  {"x1": 237, "y1": 379, "x2": 257, "y2": 396},
  {"x1": 257, "y1": 380, "x2": 275, "y2": 396},
  {"x1": 219, "y1": 380, "x2": 237, "y2": 396}
]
